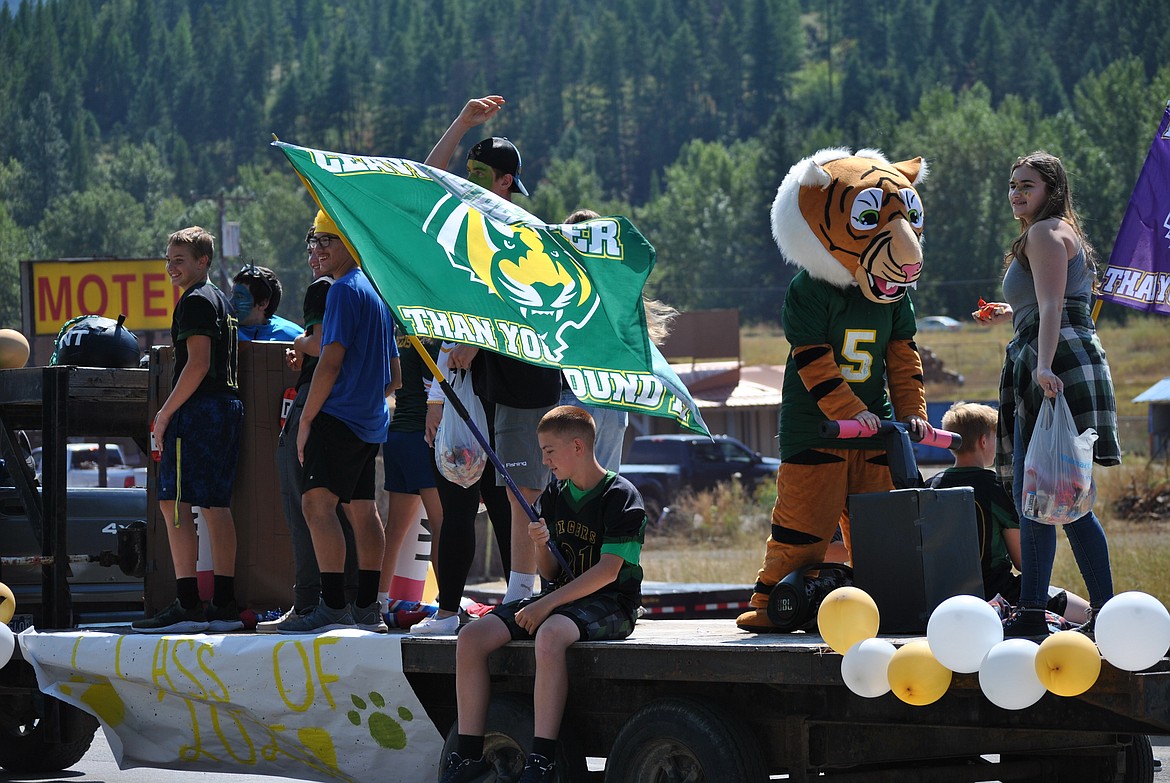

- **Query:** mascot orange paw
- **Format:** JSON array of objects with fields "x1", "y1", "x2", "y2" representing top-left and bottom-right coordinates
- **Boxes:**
[{"x1": 736, "y1": 608, "x2": 786, "y2": 634}]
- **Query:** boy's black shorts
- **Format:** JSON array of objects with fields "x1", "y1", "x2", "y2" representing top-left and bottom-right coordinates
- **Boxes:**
[
  {"x1": 489, "y1": 590, "x2": 637, "y2": 642},
  {"x1": 302, "y1": 412, "x2": 378, "y2": 502}
]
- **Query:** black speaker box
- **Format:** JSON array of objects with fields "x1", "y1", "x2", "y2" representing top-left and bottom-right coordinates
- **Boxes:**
[{"x1": 849, "y1": 487, "x2": 983, "y2": 634}]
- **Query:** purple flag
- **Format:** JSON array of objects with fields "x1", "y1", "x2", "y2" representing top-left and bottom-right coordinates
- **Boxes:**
[{"x1": 1099, "y1": 101, "x2": 1170, "y2": 315}]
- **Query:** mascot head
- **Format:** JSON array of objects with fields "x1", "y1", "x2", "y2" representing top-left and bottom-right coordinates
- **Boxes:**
[{"x1": 771, "y1": 148, "x2": 927, "y2": 304}]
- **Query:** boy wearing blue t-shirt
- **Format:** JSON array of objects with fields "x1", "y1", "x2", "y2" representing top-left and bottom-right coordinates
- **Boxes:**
[{"x1": 278, "y1": 210, "x2": 400, "y2": 634}]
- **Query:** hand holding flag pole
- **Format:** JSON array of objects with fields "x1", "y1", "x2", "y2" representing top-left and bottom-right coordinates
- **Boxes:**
[{"x1": 409, "y1": 335, "x2": 575, "y2": 581}]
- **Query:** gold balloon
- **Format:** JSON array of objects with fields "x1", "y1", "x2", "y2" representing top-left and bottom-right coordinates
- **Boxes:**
[
  {"x1": 817, "y1": 586, "x2": 880, "y2": 655},
  {"x1": 1035, "y1": 630, "x2": 1102, "y2": 697},
  {"x1": 887, "y1": 639, "x2": 953, "y2": 706},
  {"x1": 0, "y1": 582, "x2": 15, "y2": 624},
  {"x1": 0, "y1": 329, "x2": 29, "y2": 369}
]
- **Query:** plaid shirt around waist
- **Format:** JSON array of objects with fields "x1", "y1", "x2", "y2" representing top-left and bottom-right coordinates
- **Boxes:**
[{"x1": 996, "y1": 299, "x2": 1121, "y2": 487}]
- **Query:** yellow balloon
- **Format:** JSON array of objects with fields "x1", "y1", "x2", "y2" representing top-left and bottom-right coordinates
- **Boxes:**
[
  {"x1": 1035, "y1": 631, "x2": 1102, "y2": 697},
  {"x1": 0, "y1": 582, "x2": 14, "y2": 624},
  {"x1": 887, "y1": 639, "x2": 953, "y2": 706},
  {"x1": 817, "y1": 586, "x2": 880, "y2": 655}
]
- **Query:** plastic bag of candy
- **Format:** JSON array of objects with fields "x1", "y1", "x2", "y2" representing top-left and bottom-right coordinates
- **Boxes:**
[
  {"x1": 1022, "y1": 394, "x2": 1098, "y2": 525},
  {"x1": 434, "y1": 370, "x2": 489, "y2": 488}
]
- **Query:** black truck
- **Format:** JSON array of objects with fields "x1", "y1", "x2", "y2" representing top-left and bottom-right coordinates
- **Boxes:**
[{"x1": 619, "y1": 434, "x2": 780, "y2": 524}]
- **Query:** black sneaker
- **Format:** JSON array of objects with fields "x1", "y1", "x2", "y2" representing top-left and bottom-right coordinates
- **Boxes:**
[
  {"x1": 1046, "y1": 589, "x2": 1069, "y2": 618},
  {"x1": 518, "y1": 753, "x2": 556, "y2": 783},
  {"x1": 438, "y1": 751, "x2": 495, "y2": 783},
  {"x1": 131, "y1": 598, "x2": 209, "y2": 634},
  {"x1": 207, "y1": 600, "x2": 245, "y2": 632},
  {"x1": 1002, "y1": 607, "x2": 1050, "y2": 641},
  {"x1": 1077, "y1": 607, "x2": 1098, "y2": 641}
]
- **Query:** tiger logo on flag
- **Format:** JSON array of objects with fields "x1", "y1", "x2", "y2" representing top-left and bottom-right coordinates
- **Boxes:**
[{"x1": 426, "y1": 196, "x2": 600, "y2": 362}]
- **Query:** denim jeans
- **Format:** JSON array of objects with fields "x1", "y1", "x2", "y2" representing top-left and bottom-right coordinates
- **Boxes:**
[{"x1": 1012, "y1": 412, "x2": 1113, "y2": 609}]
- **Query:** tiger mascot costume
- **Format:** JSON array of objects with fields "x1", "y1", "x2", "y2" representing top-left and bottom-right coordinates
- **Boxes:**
[{"x1": 737, "y1": 148, "x2": 932, "y2": 633}]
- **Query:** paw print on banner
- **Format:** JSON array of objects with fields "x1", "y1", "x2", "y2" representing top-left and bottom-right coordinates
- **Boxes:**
[
  {"x1": 346, "y1": 691, "x2": 413, "y2": 750},
  {"x1": 60, "y1": 676, "x2": 126, "y2": 728}
]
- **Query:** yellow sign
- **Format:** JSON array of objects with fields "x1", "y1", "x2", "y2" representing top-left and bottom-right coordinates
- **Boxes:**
[{"x1": 30, "y1": 259, "x2": 179, "y2": 335}]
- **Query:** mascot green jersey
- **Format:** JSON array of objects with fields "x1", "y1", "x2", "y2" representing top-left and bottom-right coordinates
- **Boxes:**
[{"x1": 737, "y1": 148, "x2": 931, "y2": 634}]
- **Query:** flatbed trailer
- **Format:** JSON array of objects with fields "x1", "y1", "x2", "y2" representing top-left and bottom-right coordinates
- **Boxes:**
[{"x1": 401, "y1": 619, "x2": 1167, "y2": 782}]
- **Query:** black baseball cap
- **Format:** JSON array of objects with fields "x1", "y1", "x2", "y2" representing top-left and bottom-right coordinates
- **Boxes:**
[{"x1": 467, "y1": 136, "x2": 529, "y2": 196}]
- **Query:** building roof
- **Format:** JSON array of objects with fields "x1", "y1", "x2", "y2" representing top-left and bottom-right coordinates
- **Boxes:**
[
  {"x1": 672, "y1": 362, "x2": 784, "y2": 409},
  {"x1": 1134, "y1": 378, "x2": 1170, "y2": 403}
]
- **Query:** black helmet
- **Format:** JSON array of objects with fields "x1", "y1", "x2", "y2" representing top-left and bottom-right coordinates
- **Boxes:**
[{"x1": 50, "y1": 314, "x2": 141, "y2": 368}]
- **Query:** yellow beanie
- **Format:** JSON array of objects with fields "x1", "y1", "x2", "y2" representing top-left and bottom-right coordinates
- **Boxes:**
[
  {"x1": 313, "y1": 209, "x2": 340, "y2": 237},
  {"x1": 312, "y1": 209, "x2": 361, "y2": 266}
]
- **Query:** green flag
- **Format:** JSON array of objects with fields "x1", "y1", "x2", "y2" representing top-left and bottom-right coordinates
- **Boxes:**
[{"x1": 275, "y1": 140, "x2": 709, "y2": 436}]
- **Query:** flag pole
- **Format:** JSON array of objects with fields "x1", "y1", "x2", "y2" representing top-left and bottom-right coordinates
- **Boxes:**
[{"x1": 409, "y1": 335, "x2": 575, "y2": 581}]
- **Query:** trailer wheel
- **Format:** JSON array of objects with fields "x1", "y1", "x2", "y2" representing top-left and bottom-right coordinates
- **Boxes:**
[
  {"x1": 437, "y1": 692, "x2": 583, "y2": 782},
  {"x1": 604, "y1": 697, "x2": 767, "y2": 783},
  {"x1": 0, "y1": 698, "x2": 99, "y2": 773},
  {"x1": 1124, "y1": 734, "x2": 1154, "y2": 783}
]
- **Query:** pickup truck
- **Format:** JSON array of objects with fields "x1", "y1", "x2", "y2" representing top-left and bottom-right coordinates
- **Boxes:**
[
  {"x1": 620, "y1": 434, "x2": 780, "y2": 524},
  {"x1": 1, "y1": 485, "x2": 148, "y2": 629},
  {"x1": 30, "y1": 443, "x2": 148, "y2": 488}
]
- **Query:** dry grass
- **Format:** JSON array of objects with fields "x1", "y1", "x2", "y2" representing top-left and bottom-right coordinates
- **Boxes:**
[
  {"x1": 650, "y1": 318, "x2": 1170, "y2": 605},
  {"x1": 644, "y1": 459, "x2": 1170, "y2": 609}
]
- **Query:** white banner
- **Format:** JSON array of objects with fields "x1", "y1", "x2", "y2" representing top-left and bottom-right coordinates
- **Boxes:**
[{"x1": 18, "y1": 629, "x2": 443, "y2": 782}]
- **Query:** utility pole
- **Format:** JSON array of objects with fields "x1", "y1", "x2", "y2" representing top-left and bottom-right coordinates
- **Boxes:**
[{"x1": 190, "y1": 190, "x2": 256, "y2": 290}]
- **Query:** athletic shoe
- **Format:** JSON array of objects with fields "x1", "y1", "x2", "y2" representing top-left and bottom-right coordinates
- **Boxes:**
[
  {"x1": 518, "y1": 752, "x2": 556, "y2": 783},
  {"x1": 207, "y1": 600, "x2": 246, "y2": 632},
  {"x1": 1077, "y1": 606, "x2": 1098, "y2": 641},
  {"x1": 437, "y1": 752, "x2": 494, "y2": 783},
  {"x1": 1046, "y1": 589, "x2": 1069, "y2": 618},
  {"x1": 1002, "y1": 607, "x2": 1050, "y2": 641},
  {"x1": 350, "y1": 602, "x2": 388, "y2": 633},
  {"x1": 409, "y1": 612, "x2": 460, "y2": 635},
  {"x1": 131, "y1": 599, "x2": 209, "y2": 634},
  {"x1": 276, "y1": 602, "x2": 353, "y2": 634},
  {"x1": 392, "y1": 608, "x2": 432, "y2": 629},
  {"x1": 257, "y1": 607, "x2": 303, "y2": 634}
]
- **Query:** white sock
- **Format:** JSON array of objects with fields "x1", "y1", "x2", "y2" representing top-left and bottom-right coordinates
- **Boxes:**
[
  {"x1": 503, "y1": 572, "x2": 537, "y2": 603},
  {"x1": 377, "y1": 591, "x2": 390, "y2": 613}
]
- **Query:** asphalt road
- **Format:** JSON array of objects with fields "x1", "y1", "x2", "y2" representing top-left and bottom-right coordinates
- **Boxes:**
[
  {"x1": 2, "y1": 725, "x2": 1166, "y2": 782},
  {"x1": 0, "y1": 728, "x2": 307, "y2": 783}
]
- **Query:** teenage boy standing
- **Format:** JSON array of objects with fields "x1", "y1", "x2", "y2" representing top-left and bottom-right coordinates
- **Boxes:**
[
  {"x1": 426, "y1": 95, "x2": 562, "y2": 604},
  {"x1": 278, "y1": 210, "x2": 399, "y2": 634},
  {"x1": 133, "y1": 226, "x2": 244, "y2": 633}
]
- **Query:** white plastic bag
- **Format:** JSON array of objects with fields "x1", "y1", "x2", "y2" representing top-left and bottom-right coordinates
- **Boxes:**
[
  {"x1": 433, "y1": 370, "x2": 489, "y2": 488},
  {"x1": 1022, "y1": 394, "x2": 1098, "y2": 525}
]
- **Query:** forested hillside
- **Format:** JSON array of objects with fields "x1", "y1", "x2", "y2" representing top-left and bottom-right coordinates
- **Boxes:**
[{"x1": 1, "y1": 0, "x2": 1167, "y2": 326}]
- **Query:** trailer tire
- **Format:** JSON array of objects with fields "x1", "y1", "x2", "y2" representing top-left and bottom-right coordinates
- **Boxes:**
[
  {"x1": 604, "y1": 697, "x2": 767, "y2": 783},
  {"x1": 1125, "y1": 734, "x2": 1154, "y2": 783},
  {"x1": 0, "y1": 698, "x2": 99, "y2": 773},
  {"x1": 437, "y1": 692, "x2": 583, "y2": 782}
]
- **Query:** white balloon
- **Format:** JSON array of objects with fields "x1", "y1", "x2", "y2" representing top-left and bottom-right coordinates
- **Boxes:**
[
  {"x1": 979, "y1": 639, "x2": 1046, "y2": 710},
  {"x1": 926, "y1": 595, "x2": 1004, "y2": 673},
  {"x1": 0, "y1": 623, "x2": 14, "y2": 669},
  {"x1": 841, "y1": 638, "x2": 897, "y2": 698},
  {"x1": 1095, "y1": 592, "x2": 1170, "y2": 672}
]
